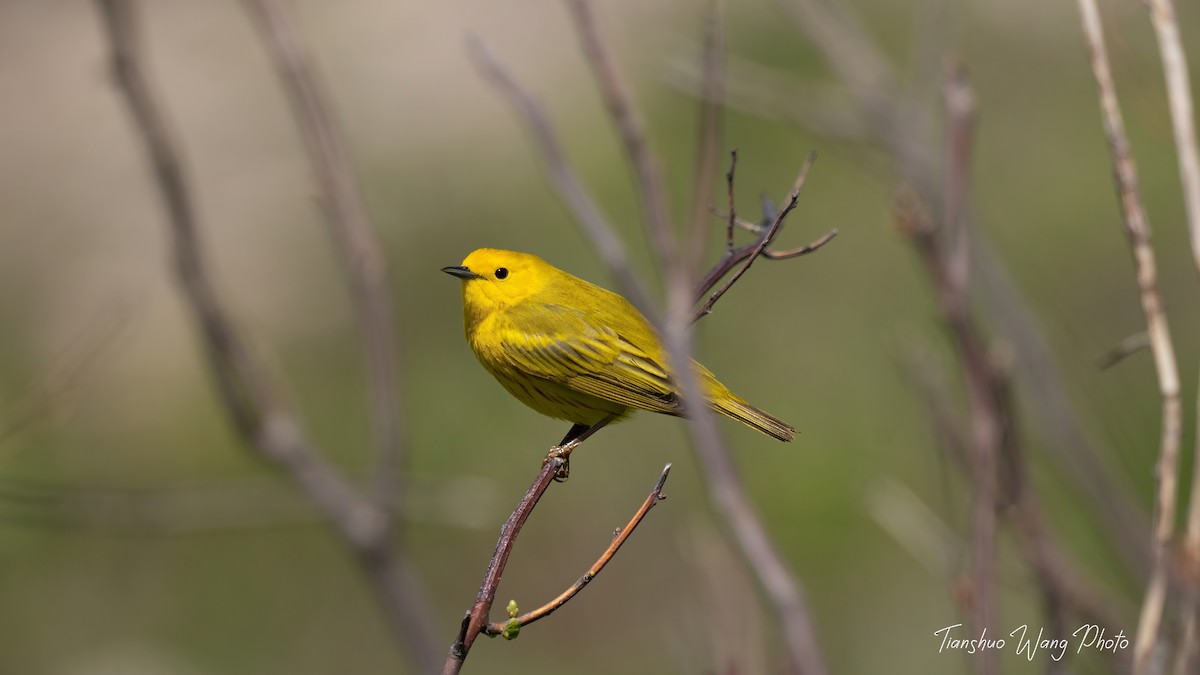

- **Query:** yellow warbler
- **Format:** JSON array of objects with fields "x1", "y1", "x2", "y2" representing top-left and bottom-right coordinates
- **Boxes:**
[{"x1": 442, "y1": 248, "x2": 796, "y2": 447}]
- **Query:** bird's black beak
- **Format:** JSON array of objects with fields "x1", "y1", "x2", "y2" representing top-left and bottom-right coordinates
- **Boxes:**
[{"x1": 442, "y1": 265, "x2": 483, "y2": 280}]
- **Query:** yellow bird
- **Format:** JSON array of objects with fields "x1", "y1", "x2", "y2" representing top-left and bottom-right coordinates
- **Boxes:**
[{"x1": 442, "y1": 248, "x2": 796, "y2": 453}]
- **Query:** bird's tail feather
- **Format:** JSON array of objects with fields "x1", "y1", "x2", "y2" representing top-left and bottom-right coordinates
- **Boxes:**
[{"x1": 711, "y1": 398, "x2": 796, "y2": 442}]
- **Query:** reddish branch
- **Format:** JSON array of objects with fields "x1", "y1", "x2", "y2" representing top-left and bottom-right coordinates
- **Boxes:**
[
  {"x1": 443, "y1": 457, "x2": 563, "y2": 675},
  {"x1": 442, "y1": 458, "x2": 673, "y2": 675},
  {"x1": 93, "y1": 1, "x2": 437, "y2": 671},
  {"x1": 482, "y1": 464, "x2": 672, "y2": 635}
]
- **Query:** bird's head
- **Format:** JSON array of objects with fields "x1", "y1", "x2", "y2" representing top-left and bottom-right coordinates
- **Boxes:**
[{"x1": 442, "y1": 248, "x2": 553, "y2": 320}]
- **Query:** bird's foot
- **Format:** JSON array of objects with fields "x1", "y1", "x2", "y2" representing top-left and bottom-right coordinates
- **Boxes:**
[{"x1": 543, "y1": 440, "x2": 579, "y2": 483}]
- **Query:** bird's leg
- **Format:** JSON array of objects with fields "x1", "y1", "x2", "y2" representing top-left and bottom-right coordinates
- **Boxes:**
[
  {"x1": 544, "y1": 415, "x2": 617, "y2": 482},
  {"x1": 546, "y1": 424, "x2": 587, "y2": 483},
  {"x1": 558, "y1": 423, "x2": 591, "y2": 447}
]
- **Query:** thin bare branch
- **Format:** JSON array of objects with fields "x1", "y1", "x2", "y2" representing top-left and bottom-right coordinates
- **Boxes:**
[
  {"x1": 663, "y1": 54, "x2": 873, "y2": 143},
  {"x1": 239, "y1": 0, "x2": 403, "y2": 515},
  {"x1": 942, "y1": 63, "x2": 973, "y2": 304},
  {"x1": 1146, "y1": 0, "x2": 1200, "y2": 273},
  {"x1": 776, "y1": 0, "x2": 1150, "y2": 581},
  {"x1": 1144, "y1": 1, "x2": 1200, "y2": 670},
  {"x1": 465, "y1": 36, "x2": 654, "y2": 317},
  {"x1": 724, "y1": 151, "x2": 739, "y2": 252},
  {"x1": 703, "y1": 204, "x2": 836, "y2": 288},
  {"x1": 693, "y1": 153, "x2": 817, "y2": 321},
  {"x1": 677, "y1": 162, "x2": 830, "y2": 675},
  {"x1": 760, "y1": 230, "x2": 839, "y2": 260},
  {"x1": 564, "y1": 0, "x2": 678, "y2": 274},
  {"x1": 892, "y1": 65, "x2": 1133, "y2": 675},
  {"x1": 447, "y1": 447, "x2": 663, "y2": 672},
  {"x1": 781, "y1": 0, "x2": 1150, "y2": 626},
  {"x1": 899, "y1": 344, "x2": 1132, "y2": 674},
  {"x1": 515, "y1": 4, "x2": 831, "y2": 672},
  {"x1": 896, "y1": 196, "x2": 1002, "y2": 675},
  {"x1": 685, "y1": 1, "x2": 725, "y2": 271},
  {"x1": 482, "y1": 464, "x2": 672, "y2": 636},
  {"x1": 777, "y1": 0, "x2": 894, "y2": 105},
  {"x1": 669, "y1": 86, "x2": 831, "y2": 675},
  {"x1": 972, "y1": 234, "x2": 1152, "y2": 577},
  {"x1": 93, "y1": 1, "x2": 437, "y2": 670},
  {"x1": 671, "y1": 360, "x2": 828, "y2": 675},
  {"x1": 443, "y1": 456, "x2": 565, "y2": 675},
  {"x1": 1096, "y1": 331, "x2": 1152, "y2": 371},
  {"x1": 0, "y1": 472, "x2": 502, "y2": 535},
  {"x1": 1075, "y1": 1, "x2": 1184, "y2": 671},
  {"x1": 0, "y1": 305, "x2": 129, "y2": 449},
  {"x1": 866, "y1": 478, "x2": 959, "y2": 577},
  {"x1": 938, "y1": 69, "x2": 1001, "y2": 675}
]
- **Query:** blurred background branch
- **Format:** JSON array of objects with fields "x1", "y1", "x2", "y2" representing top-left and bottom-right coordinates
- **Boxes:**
[
  {"x1": 241, "y1": 0, "x2": 406, "y2": 521},
  {"x1": 1075, "y1": 1, "x2": 1183, "y2": 672},
  {"x1": 93, "y1": 0, "x2": 438, "y2": 671},
  {"x1": 563, "y1": 2, "x2": 831, "y2": 673}
]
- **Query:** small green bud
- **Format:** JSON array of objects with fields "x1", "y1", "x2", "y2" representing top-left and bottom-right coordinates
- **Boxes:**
[
  {"x1": 506, "y1": 599, "x2": 519, "y2": 618},
  {"x1": 501, "y1": 618, "x2": 521, "y2": 640}
]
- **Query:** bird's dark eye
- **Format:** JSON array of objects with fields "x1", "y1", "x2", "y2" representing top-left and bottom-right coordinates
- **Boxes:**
[{"x1": 495, "y1": 267, "x2": 509, "y2": 280}]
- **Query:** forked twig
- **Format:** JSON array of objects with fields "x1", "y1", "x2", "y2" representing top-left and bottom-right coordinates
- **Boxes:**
[
  {"x1": 443, "y1": 455, "x2": 671, "y2": 674},
  {"x1": 444, "y1": 456, "x2": 564, "y2": 675},
  {"x1": 708, "y1": 204, "x2": 838, "y2": 258},
  {"x1": 693, "y1": 153, "x2": 820, "y2": 321},
  {"x1": 697, "y1": 150, "x2": 836, "y2": 309},
  {"x1": 483, "y1": 464, "x2": 672, "y2": 636}
]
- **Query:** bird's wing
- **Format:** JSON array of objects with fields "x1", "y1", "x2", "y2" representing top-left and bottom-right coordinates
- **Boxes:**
[{"x1": 493, "y1": 303, "x2": 681, "y2": 414}]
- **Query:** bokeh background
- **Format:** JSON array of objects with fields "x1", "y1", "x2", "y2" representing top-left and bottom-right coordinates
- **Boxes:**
[{"x1": 2, "y1": 0, "x2": 1199, "y2": 673}]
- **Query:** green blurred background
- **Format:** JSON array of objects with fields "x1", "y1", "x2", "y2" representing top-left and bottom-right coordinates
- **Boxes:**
[{"x1": 1, "y1": 0, "x2": 1199, "y2": 673}]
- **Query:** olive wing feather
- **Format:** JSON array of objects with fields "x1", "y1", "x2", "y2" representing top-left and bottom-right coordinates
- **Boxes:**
[{"x1": 492, "y1": 303, "x2": 682, "y2": 415}]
